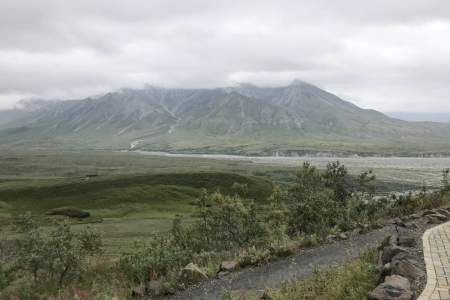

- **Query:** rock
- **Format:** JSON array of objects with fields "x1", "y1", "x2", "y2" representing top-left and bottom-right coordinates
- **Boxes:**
[
  {"x1": 397, "y1": 234, "x2": 416, "y2": 248},
  {"x1": 426, "y1": 214, "x2": 446, "y2": 224},
  {"x1": 368, "y1": 275, "x2": 413, "y2": 300},
  {"x1": 180, "y1": 263, "x2": 208, "y2": 284},
  {"x1": 326, "y1": 234, "x2": 338, "y2": 242},
  {"x1": 422, "y1": 209, "x2": 436, "y2": 216},
  {"x1": 381, "y1": 245, "x2": 409, "y2": 265},
  {"x1": 382, "y1": 263, "x2": 392, "y2": 277},
  {"x1": 371, "y1": 222, "x2": 384, "y2": 230},
  {"x1": 431, "y1": 212, "x2": 448, "y2": 221},
  {"x1": 220, "y1": 260, "x2": 238, "y2": 272},
  {"x1": 391, "y1": 218, "x2": 406, "y2": 227},
  {"x1": 380, "y1": 235, "x2": 398, "y2": 249},
  {"x1": 437, "y1": 208, "x2": 450, "y2": 218},
  {"x1": 351, "y1": 228, "x2": 363, "y2": 236},
  {"x1": 217, "y1": 271, "x2": 230, "y2": 278},
  {"x1": 338, "y1": 233, "x2": 348, "y2": 240},
  {"x1": 404, "y1": 222, "x2": 418, "y2": 230},
  {"x1": 408, "y1": 213, "x2": 421, "y2": 220},
  {"x1": 390, "y1": 253, "x2": 425, "y2": 281}
]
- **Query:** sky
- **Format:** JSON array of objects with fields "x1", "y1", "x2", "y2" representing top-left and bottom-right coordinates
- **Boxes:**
[{"x1": 1, "y1": 0, "x2": 450, "y2": 112}]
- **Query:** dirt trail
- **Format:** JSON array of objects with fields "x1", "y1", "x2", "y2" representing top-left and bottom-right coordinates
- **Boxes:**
[{"x1": 169, "y1": 226, "x2": 396, "y2": 300}]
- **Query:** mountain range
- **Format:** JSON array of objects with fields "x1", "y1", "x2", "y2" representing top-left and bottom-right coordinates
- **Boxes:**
[{"x1": 1, "y1": 80, "x2": 450, "y2": 156}]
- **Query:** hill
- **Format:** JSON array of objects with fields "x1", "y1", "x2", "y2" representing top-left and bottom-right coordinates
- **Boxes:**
[{"x1": 1, "y1": 81, "x2": 450, "y2": 156}]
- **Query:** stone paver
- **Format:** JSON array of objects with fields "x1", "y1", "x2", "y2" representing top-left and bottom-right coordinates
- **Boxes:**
[{"x1": 419, "y1": 222, "x2": 450, "y2": 300}]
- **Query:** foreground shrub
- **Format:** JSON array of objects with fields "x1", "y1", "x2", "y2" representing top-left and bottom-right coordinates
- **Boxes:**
[
  {"x1": 13, "y1": 216, "x2": 103, "y2": 289},
  {"x1": 117, "y1": 234, "x2": 192, "y2": 288}
]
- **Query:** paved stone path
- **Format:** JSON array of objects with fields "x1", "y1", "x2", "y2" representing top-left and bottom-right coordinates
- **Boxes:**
[{"x1": 419, "y1": 222, "x2": 450, "y2": 300}]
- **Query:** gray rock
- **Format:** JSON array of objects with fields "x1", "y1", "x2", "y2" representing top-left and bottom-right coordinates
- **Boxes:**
[
  {"x1": 338, "y1": 233, "x2": 348, "y2": 240},
  {"x1": 368, "y1": 275, "x2": 413, "y2": 300},
  {"x1": 180, "y1": 263, "x2": 208, "y2": 284},
  {"x1": 381, "y1": 245, "x2": 409, "y2": 265},
  {"x1": 422, "y1": 209, "x2": 436, "y2": 216},
  {"x1": 408, "y1": 213, "x2": 421, "y2": 220},
  {"x1": 220, "y1": 260, "x2": 238, "y2": 272},
  {"x1": 404, "y1": 222, "x2": 419, "y2": 230},
  {"x1": 390, "y1": 253, "x2": 425, "y2": 281},
  {"x1": 397, "y1": 234, "x2": 416, "y2": 248},
  {"x1": 437, "y1": 208, "x2": 450, "y2": 218}
]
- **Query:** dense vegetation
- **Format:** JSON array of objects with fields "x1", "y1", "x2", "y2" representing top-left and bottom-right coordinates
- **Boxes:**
[{"x1": 1, "y1": 163, "x2": 449, "y2": 299}]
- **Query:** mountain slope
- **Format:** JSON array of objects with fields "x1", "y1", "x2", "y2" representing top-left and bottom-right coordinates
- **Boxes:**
[{"x1": 1, "y1": 81, "x2": 450, "y2": 156}]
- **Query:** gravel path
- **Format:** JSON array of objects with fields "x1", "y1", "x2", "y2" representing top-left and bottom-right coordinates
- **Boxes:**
[{"x1": 169, "y1": 226, "x2": 397, "y2": 300}]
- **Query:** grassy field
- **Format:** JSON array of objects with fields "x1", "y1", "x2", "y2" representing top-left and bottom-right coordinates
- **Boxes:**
[{"x1": 0, "y1": 149, "x2": 433, "y2": 255}]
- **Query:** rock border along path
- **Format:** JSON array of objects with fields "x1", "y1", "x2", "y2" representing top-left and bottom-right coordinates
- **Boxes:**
[{"x1": 419, "y1": 222, "x2": 450, "y2": 300}]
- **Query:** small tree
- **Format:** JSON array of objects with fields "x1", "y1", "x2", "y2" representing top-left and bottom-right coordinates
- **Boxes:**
[
  {"x1": 287, "y1": 163, "x2": 338, "y2": 234},
  {"x1": 357, "y1": 170, "x2": 377, "y2": 196},
  {"x1": 118, "y1": 234, "x2": 191, "y2": 287},
  {"x1": 323, "y1": 161, "x2": 351, "y2": 205},
  {"x1": 14, "y1": 218, "x2": 103, "y2": 288}
]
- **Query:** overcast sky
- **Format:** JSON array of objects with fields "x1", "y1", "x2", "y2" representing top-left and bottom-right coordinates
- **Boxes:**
[{"x1": 1, "y1": 0, "x2": 450, "y2": 112}]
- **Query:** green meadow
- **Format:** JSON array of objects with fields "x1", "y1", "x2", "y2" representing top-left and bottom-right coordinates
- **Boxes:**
[{"x1": 0, "y1": 149, "x2": 431, "y2": 255}]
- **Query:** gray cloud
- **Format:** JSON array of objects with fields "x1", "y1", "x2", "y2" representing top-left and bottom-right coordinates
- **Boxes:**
[{"x1": 1, "y1": 0, "x2": 450, "y2": 112}]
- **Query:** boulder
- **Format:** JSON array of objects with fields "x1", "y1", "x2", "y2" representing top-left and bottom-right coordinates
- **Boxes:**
[
  {"x1": 326, "y1": 234, "x2": 338, "y2": 242},
  {"x1": 437, "y1": 208, "x2": 450, "y2": 218},
  {"x1": 220, "y1": 260, "x2": 238, "y2": 272},
  {"x1": 426, "y1": 213, "x2": 446, "y2": 224},
  {"x1": 380, "y1": 235, "x2": 397, "y2": 249},
  {"x1": 404, "y1": 222, "x2": 419, "y2": 230},
  {"x1": 368, "y1": 275, "x2": 413, "y2": 300},
  {"x1": 431, "y1": 212, "x2": 448, "y2": 221},
  {"x1": 391, "y1": 218, "x2": 406, "y2": 227},
  {"x1": 381, "y1": 263, "x2": 392, "y2": 277},
  {"x1": 370, "y1": 222, "x2": 384, "y2": 230},
  {"x1": 422, "y1": 209, "x2": 436, "y2": 216},
  {"x1": 408, "y1": 213, "x2": 421, "y2": 220},
  {"x1": 390, "y1": 253, "x2": 425, "y2": 281},
  {"x1": 397, "y1": 234, "x2": 416, "y2": 248},
  {"x1": 180, "y1": 263, "x2": 208, "y2": 284},
  {"x1": 338, "y1": 233, "x2": 348, "y2": 240},
  {"x1": 381, "y1": 245, "x2": 409, "y2": 265}
]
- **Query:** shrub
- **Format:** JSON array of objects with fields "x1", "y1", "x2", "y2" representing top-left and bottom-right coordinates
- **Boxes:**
[
  {"x1": 186, "y1": 190, "x2": 268, "y2": 251},
  {"x1": 118, "y1": 234, "x2": 191, "y2": 288},
  {"x1": 46, "y1": 207, "x2": 90, "y2": 219},
  {"x1": 284, "y1": 163, "x2": 339, "y2": 234},
  {"x1": 14, "y1": 216, "x2": 103, "y2": 288}
]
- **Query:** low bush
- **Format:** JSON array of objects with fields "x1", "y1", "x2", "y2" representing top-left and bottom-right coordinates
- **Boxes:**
[{"x1": 46, "y1": 207, "x2": 90, "y2": 219}]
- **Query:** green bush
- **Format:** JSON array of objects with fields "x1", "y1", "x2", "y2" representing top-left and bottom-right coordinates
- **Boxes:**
[
  {"x1": 117, "y1": 234, "x2": 192, "y2": 289},
  {"x1": 46, "y1": 207, "x2": 90, "y2": 219},
  {"x1": 186, "y1": 190, "x2": 269, "y2": 251},
  {"x1": 13, "y1": 216, "x2": 103, "y2": 288}
]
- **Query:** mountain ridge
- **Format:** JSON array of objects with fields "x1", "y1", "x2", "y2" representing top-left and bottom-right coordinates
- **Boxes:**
[{"x1": 1, "y1": 81, "x2": 450, "y2": 156}]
